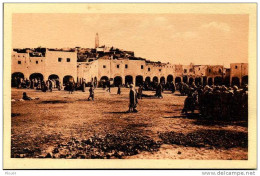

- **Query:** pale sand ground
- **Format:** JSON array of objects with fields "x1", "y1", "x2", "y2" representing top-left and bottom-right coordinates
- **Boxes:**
[{"x1": 11, "y1": 88, "x2": 248, "y2": 159}]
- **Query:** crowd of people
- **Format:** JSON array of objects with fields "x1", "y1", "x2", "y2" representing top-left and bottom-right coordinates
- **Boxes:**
[
  {"x1": 13, "y1": 76, "x2": 248, "y2": 119},
  {"x1": 12, "y1": 77, "x2": 61, "y2": 92},
  {"x1": 180, "y1": 82, "x2": 248, "y2": 120}
]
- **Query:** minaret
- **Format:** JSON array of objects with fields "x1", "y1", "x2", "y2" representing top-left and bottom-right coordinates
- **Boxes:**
[{"x1": 95, "y1": 33, "x2": 99, "y2": 48}]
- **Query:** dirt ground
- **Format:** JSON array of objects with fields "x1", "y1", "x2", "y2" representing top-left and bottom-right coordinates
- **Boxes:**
[{"x1": 11, "y1": 88, "x2": 248, "y2": 159}]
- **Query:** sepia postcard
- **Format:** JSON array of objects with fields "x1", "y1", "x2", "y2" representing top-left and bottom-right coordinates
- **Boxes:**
[{"x1": 3, "y1": 3, "x2": 257, "y2": 169}]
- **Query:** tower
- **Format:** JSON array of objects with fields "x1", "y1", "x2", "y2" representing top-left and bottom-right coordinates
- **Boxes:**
[{"x1": 95, "y1": 33, "x2": 99, "y2": 48}]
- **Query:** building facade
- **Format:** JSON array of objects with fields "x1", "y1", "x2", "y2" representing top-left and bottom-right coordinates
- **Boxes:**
[{"x1": 11, "y1": 47, "x2": 248, "y2": 87}]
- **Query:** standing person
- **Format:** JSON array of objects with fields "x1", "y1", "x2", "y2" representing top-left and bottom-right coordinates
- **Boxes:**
[
  {"x1": 117, "y1": 85, "x2": 121, "y2": 95},
  {"x1": 171, "y1": 82, "x2": 176, "y2": 93},
  {"x1": 138, "y1": 85, "x2": 143, "y2": 99},
  {"x1": 156, "y1": 83, "x2": 163, "y2": 98},
  {"x1": 128, "y1": 84, "x2": 138, "y2": 113},
  {"x1": 48, "y1": 79, "x2": 53, "y2": 92},
  {"x1": 106, "y1": 80, "x2": 111, "y2": 93},
  {"x1": 102, "y1": 81, "x2": 106, "y2": 90},
  {"x1": 30, "y1": 79, "x2": 34, "y2": 89},
  {"x1": 41, "y1": 80, "x2": 47, "y2": 92},
  {"x1": 82, "y1": 79, "x2": 86, "y2": 92},
  {"x1": 68, "y1": 80, "x2": 74, "y2": 94},
  {"x1": 57, "y1": 80, "x2": 61, "y2": 91},
  {"x1": 88, "y1": 85, "x2": 94, "y2": 101}
]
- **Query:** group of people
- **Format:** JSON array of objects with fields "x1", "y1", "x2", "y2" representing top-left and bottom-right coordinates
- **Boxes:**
[
  {"x1": 181, "y1": 83, "x2": 248, "y2": 120},
  {"x1": 12, "y1": 77, "x2": 61, "y2": 92},
  {"x1": 14, "y1": 76, "x2": 248, "y2": 118}
]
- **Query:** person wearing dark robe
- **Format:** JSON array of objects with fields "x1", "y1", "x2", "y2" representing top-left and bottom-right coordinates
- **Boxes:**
[
  {"x1": 48, "y1": 79, "x2": 53, "y2": 92},
  {"x1": 88, "y1": 85, "x2": 94, "y2": 101},
  {"x1": 57, "y1": 80, "x2": 61, "y2": 91},
  {"x1": 171, "y1": 82, "x2": 176, "y2": 93},
  {"x1": 128, "y1": 84, "x2": 138, "y2": 113},
  {"x1": 82, "y1": 79, "x2": 86, "y2": 92},
  {"x1": 17, "y1": 77, "x2": 21, "y2": 89},
  {"x1": 41, "y1": 81, "x2": 47, "y2": 92},
  {"x1": 138, "y1": 85, "x2": 143, "y2": 99},
  {"x1": 182, "y1": 93, "x2": 195, "y2": 114},
  {"x1": 156, "y1": 83, "x2": 163, "y2": 98},
  {"x1": 102, "y1": 82, "x2": 106, "y2": 90},
  {"x1": 117, "y1": 85, "x2": 121, "y2": 95},
  {"x1": 68, "y1": 81, "x2": 74, "y2": 94},
  {"x1": 106, "y1": 80, "x2": 111, "y2": 93}
]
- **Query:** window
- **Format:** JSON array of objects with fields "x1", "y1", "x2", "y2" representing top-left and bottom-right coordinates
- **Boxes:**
[
  {"x1": 18, "y1": 61, "x2": 21, "y2": 64},
  {"x1": 159, "y1": 69, "x2": 161, "y2": 72},
  {"x1": 141, "y1": 65, "x2": 144, "y2": 69},
  {"x1": 41, "y1": 60, "x2": 43, "y2": 62},
  {"x1": 67, "y1": 58, "x2": 70, "y2": 62},
  {"x1": 36, "y1": 61, "x2": 38, "y2": 64},
  {"x1": 184, "y1": 69, "x2": 187, "y2": 73},
  {"x1": 58, "y1": 58, "x2": 62, "y2": 62},
  {"x1": 219, "y1": 69, "x2": 222, "y2": 73},
  {"x1": 235, "y1": 66, "x2": 238, "y2": 69},
  {"x1": 148, "y1": 68, "x2": 150, "y2": 71},
  {"x1": 198, "y1": 68, "x2": 200, "y2": 70},
  {"x1": 209, "y1": 69, "x2": 211, "y2": 73},
  {"x1": 103, "y1": 65, "x2": 106, "y2": 68},
  {"x1": 125, "y1": 64, "x2": 128, "y2": 69},
  {"x1": 117, "y1": 64, "x2": 120, "y2": 68}
]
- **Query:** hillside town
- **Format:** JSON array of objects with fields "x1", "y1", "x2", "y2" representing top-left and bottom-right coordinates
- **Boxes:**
[{"x1": 12, "y1": 33, "x2": 248, "y2": 89}]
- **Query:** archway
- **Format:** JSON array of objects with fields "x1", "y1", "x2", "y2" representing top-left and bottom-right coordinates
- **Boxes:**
[
  {"x1": 153, "y1": 76, "x2": 158, "y2": 83},
  {"x1": 99, "y1": 76, "x2": 109, "y2": 87},
  {"x1": 183, "y1": 76, "x2": 188, "y2": 83},
  {"x1": 136, "y1": 75, "x2": 143, "y2": 86},
  {"x1": 48, "y1": 74, "x2": 59, "y2": 88},
  {"x1": 114, "y1": 76, "x2": 122, "y2": 86},
  {"x1": 223, "y1": 76, "x2": 230, "y2": 86},
  {"x1": 208, "y1": 77, "x2": 213, "y2": 86},
  {"x1": 160, "y1": 76, "x2": 165, "y2": 84},
  {"x1": 189, "y1": 77, "x2": 194, "y2": 85},
  {"x1": 63, "y1": 75, "x2": 74, "y2": 85},
  {"x1": 242, "y1": 76, "x2": 248, "y2": 86},
  {"x1": 100, "y1": 76, "x2": 109, "y2": 82},
  {"x1": 125, "y1": 75, "x2": 133, "y2": 85},
  {"x1": 231, "y1": 77, "x2": 240, "y2": 86},
  {"x1": 29, "y1": 73, "x2": 44, "y2": 81},
  {"x1": 175, "y1": 77, "x2": 181, "y2": 84},
  {"x1": 214, "y1": 76, "x2": 223, "y2": 85},
  {"x1": 11, "y1": 72, "x2": 24, "y2": 87},
  {"x1": 145, "y1": 77, "x2": 151, "y2": 83},
  {"x1": 48, "y1": 74, "x2": 59, "y2": 80},
  {"x1": 167, "y1": 75, "x2": 173, "y2": 83},
  {"x1": 195, "y1": 77, "x2": 201, "y2": 86}
]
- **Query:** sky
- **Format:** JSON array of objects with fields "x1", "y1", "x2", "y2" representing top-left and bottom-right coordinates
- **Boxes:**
[{"x1": 12, "y1": 13, "x2": 249, "y2": 67}]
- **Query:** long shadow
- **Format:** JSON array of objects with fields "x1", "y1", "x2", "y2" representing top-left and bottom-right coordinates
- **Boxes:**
[
  {"x1": 105, "y1": 111, "x2": 131, "y2": 114},
  {"x1": 163, "y1": 113, "x2": 248, "y2": 128},
  {"x1": 174, "y1": 93, "x2": 186, "y2": 97},
  {"x1": 163, "y1": 113, "x2": 201, "y2": 119},
  {"x1": 76, "y1": 99, "x2": 89, "y2": 101},
  {"x1": 39, "y1": 100, "x2": 71, "y2": 104},
  {"x1": 141, "y1": 94, "x2": 161, "y2": 99},
  {"x1": 193, "y1": 119, "x2": 248, "y2": 128}
]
